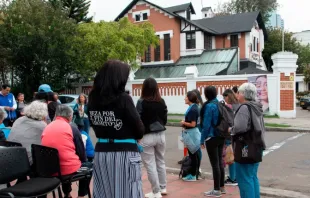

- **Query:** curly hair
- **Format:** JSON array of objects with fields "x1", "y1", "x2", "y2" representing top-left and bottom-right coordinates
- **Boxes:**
[{"x1": 24, "y1": 101, "x2": 48, "y2": 121}]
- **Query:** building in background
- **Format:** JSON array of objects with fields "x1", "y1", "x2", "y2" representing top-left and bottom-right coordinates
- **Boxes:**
[
  {"x1": 293, "y1": 30, "x2": 310, "y2": 46},
  {"x1": 267, "y1": 11, "x2": 284, "y2": 29}
]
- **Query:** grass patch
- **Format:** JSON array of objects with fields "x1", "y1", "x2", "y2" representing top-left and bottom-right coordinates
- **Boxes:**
[
  {"x1": 168, "y1": 113, "x2": 184, "y2": 116},
  {"x1": 264, "y1": 114, "x2": 279, "y2": 118},
  {"x1": 265, "y1": 123, "x2": 291, "y2": 128},
  {"x1": 168, "y1": 119, "x2": 181, "y2": 123}
]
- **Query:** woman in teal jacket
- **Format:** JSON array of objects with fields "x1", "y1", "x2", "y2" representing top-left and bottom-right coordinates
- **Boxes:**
[{"x1": 73, "y1": 94, "x2": 90, "y2": 134}]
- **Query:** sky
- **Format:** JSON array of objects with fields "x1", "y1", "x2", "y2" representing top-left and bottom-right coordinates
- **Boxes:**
[{"x1": 89, "y1": 0, "x2": 310, "y2": 33}]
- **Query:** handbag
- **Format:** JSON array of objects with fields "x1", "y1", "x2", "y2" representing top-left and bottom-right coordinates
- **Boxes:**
[
  {"x1": 233, "y1": 105, "x2": 263, "y2": 164},
  {"x1": 149, "y1": 121, "x2": 166, "y2": 132},
  {"x1": 224, "y1": 145, "x2": 234, "y2": 165}
]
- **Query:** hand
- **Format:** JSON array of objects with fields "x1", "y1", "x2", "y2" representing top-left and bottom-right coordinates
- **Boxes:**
[
  {"x1": 4, "y1": 107, "x2": 10, "y2": 111},
  {"x1": 10, "y1": 107, "x2": 15, "y2": 111},
  {"x1": 201, "y1": 144, "x2": 205, "y2": 149},
  {"x1": 228, "y1": 127, "x2": 232, "y2": 133},
  {"x1": 180, "y1": 120, "x2": 185, "y2": 125}
]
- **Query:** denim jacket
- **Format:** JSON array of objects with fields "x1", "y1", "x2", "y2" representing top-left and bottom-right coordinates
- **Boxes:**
[{"x1": 200, "y1": 99, "x2": 219, "y2": 144}]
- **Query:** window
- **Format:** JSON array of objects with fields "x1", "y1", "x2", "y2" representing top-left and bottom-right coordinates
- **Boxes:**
[
  {"x1": 253, "y1": 37, "x2": 256, "y2": 51},
  {"x1": 186, "y1": 32, "x2": 196, "y2": 49},
  {"x1": 143, "y1": 13, "x2": 148, "y2": 20},
  {"x1": 145, "y1": 45, "x2": 151, "y2": 62},
  {"x1": 135, "y1": 14, "x2": 141, "y2": 22},
  {"x1": 230, "y1": 34, "x2": 238, "y2": 47},
  {"x1": 204, "y1": 34, "x2": 212, "y2": 50},
  {"x1": 154, "y1": 36, "x2": 160, "y2": 61},
  {"x1": 205, "y1": 14, "x2": 207, "y2": 17},
  {"x1": 164, "y1": 34, "x2": 170, "y2": 61}
]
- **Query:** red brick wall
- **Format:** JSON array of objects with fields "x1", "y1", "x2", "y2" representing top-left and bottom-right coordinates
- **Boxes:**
[
  {"x1": 132, "y1": 82, "x2": 187, "y2": 97},
  {"x1": 215, "y1": 34, "x2": 246, "y2": 59},
  {"x1": 280, "y1": 73, "x2": 294, "y2": 111},
  {"x1": 127, "y1": 4, "x2": 181, "y2": 62}
]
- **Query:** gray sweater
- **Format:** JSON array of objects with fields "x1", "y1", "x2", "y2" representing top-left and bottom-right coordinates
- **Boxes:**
[
  {"x1": 8, "y1": 116, "x2": 47, "y2": 164},
  {"x1": 231, "y1": 101, "x2": 266, "y2": 149}
]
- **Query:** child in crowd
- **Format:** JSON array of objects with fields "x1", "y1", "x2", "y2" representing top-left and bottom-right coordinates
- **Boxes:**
[{"x1": 77, "y1": 120, "x2": 95, "y2": 162}]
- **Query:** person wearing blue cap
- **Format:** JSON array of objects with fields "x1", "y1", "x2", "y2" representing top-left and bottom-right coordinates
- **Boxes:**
[{"x1": 0, "y1": 84, "x2": 17, "y2": 127}]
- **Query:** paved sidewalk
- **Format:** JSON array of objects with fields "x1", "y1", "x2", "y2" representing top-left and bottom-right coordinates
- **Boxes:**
[{"x1": 48, "y1": 170, "x2": 240, "y2": 198}]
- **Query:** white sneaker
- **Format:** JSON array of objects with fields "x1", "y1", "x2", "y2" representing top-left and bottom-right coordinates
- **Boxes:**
[
  {"x1": 160, "y1": 188, "x2": 167, "y2": 195},
  {"x1": 145, "y1": 192, "x2": 162, "y2": 198}
]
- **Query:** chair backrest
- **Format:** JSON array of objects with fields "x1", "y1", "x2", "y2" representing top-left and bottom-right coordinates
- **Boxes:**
[
  {"x1": 0, "y1": 147, "x2": 30, "y2": 184},
  {"x1": 31, "y1": 144, "x2": 62, "y2": 178},
  {"x1": 0, "y1": 141, "x2": 22, "y2": 147}
]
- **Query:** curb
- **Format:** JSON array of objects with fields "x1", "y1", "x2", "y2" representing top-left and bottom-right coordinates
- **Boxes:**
[
  {"x1": 166, "y1": 122, "x2": 310, "y2": 133},
  {"x1": 165, "y1": 167, "x2": 309, "y2": 198}
]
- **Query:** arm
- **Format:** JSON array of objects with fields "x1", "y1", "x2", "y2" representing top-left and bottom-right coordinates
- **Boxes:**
[
  {"x1": 136, "y1": 99, "x2": 143, "y2": 116},
  {"x1": 200, "y1": 104, "x2": 218, "y2": 144},
  {"x1": 12, "y1": 94, "x2": 17, "y2": 110},
  {"x1": 230, "y1": 105, "x2": 250, "y2": 136},
  {"x1": 162, "y1": 100, "x2": 168, "y2": 125},
  {"x1": 181, "y1": 107, "x2": 198, "y2": 128},
  {"x1": 125, "y1": 95, "x2": 145, "y2": 140},
  {"x1": 70, "y1": 124, "x2": 87, "y2": 163}
]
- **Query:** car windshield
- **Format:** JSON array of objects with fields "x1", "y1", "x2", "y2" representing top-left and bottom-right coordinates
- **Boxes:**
[{"x1": 59, "y1": 96, "x2": 75, "y2": 104}]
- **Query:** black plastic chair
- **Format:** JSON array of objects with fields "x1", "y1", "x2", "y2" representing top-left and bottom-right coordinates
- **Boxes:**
[
  {"x1": 31, "y1": 144, "x2": 92, "y2": 198},
  {"x1": 0, "y1": 141, "x2": 22, "y2": 147},
  {"x1": 0, "y1": 147, "x2": 61, "y2": 198}
]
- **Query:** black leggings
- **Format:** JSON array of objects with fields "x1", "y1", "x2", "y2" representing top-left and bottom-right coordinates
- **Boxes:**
[
  {"x1": 188, "y1": 150, "x2": 200, "y2": 178},
  {"x1": 206, "y1": 137, "x2": 225, "y2": 190}
]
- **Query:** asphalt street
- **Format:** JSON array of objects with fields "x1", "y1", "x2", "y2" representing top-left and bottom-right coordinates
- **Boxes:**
[{"x1": 89, "y1": 127, "x2": 310, "y2": 196}]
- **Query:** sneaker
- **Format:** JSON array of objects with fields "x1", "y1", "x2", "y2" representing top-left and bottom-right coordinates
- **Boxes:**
[
  {"x1": 204, "y1": 190, "x2": 221, "y2": 197},
  {"x1": 224, "y1": 177, "x2": 238, "y2": 186},
  {"x1": 182, "y1": 174, "x2": 197, "y2": 182},
  {"x1": 220, "y1": 187, "x2": 226, "y2": 194},
  {"x1": 160, "y1": 188, "x2": 167, "y2": 195},
  {"x1": 145, "y1": 192, "x2": 162, "y2": 198}
]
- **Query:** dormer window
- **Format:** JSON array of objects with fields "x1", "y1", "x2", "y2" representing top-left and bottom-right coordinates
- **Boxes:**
[{"x1": 135, "y1": 14, "x2": 141, "y2": 22}]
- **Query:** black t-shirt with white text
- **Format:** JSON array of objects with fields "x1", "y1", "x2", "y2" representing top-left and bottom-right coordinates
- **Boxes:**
[{"x1": 184, "y1": 105, "x2": 199, "y2": 129}]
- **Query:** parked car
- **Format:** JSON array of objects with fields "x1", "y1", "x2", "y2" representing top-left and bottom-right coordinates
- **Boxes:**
[
  {"x1": 58, "y1": 94, "x2": 79, "y2": 109},
  {"x1": 299, "y1": 96, "x2": 310, "y2": 109}
]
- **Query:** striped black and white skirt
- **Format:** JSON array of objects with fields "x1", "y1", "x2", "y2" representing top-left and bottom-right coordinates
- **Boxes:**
[{"x1": 93, "y1": 151, "x2": 143, "y2": 198}]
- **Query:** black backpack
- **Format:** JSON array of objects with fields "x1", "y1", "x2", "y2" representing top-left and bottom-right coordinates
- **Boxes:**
[
  {"x1": 212, "y1": 101, "x2": 234, "y2": 138},
  {"x1": 179, "y1": 156, "x2": 191, "y2": 178}
]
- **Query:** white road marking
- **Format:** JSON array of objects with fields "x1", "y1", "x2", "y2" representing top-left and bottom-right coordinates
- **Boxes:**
[{"x1": 263, "y1": 133, "x2": 306, "y2": 156}]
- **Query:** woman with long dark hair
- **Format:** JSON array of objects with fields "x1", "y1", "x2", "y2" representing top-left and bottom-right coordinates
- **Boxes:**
[
  {"x1": 73, "y1": 94, "x2": 90, "y2": 134},
  {"x1": 136, "y1": 77, "x2": 168, "y2": 198},
  {"x1": 88, "y1": 60, "x2": 145, "y2": 198},
  {"x1": 222, "y1": 89, "x2": 240, "y2": 186},
  {"x1": 201, "y1": 86, "x2": 225, "y2": 197},
  {"x1": 181, "y1": 91, "x2": 201, "y2": 182}
]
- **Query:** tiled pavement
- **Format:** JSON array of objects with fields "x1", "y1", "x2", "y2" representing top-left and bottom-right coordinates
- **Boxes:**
[{"x1": 48, "y1": 170, "x2": 240, "y2": 198}]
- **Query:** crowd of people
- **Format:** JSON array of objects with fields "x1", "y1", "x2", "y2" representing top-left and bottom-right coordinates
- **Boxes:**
[{"x1": 0, "y1": 59, "x2": 266, "y2": 198}]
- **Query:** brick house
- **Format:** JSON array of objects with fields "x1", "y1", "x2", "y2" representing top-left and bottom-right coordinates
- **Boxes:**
[{"x1": 115, "y1": 0, "x2": 269, "y2": 79}]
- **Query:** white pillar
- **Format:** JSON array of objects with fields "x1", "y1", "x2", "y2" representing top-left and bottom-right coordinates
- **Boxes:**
[{"x1": 272, "y1": 52, "x2": 298, "y2": 118}]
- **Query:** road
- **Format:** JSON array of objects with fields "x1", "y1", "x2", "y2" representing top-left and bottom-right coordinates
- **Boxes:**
[{"x1": 89, "y1": 127, "x2": 310, "y2": 196}]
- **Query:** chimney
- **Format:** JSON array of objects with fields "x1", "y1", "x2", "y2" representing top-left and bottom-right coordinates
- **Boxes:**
[{"x1": 201, "y1": 7, "x2": 214, "y2": 18}]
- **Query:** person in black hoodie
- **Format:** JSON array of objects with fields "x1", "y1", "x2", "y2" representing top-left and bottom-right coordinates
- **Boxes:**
[
  {"x1": 136, "y1": 78, "x2": 168, "y2": 198},
  {"x1": 88, "y1": 60, "x2": 145, "y2": 198}
]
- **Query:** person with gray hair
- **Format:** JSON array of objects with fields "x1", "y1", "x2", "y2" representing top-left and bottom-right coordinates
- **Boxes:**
[
  {"x1": 8, "y1": 101, "x2": 48, "y2": 164},
  {"x1": 229, "y1": 83, "x2": 266, "y2": 198},
  {"x1": 42, "y1": 104, "x2": 90, "y2": 198}
]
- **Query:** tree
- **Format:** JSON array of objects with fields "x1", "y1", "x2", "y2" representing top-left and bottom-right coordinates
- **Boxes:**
[
  {"x1": 215, "y1": 0, "x2": 278, "y2": 23},
  {"x1": 262, "y1": 28, "x2": 310, "y2": 73},
  {"x1": 0, "y1": 0, "x2": 78, "y2": 97},
  {"x1": 303, "y1": 65, "x2": 310, "y2": 85},
  {"x1": 50, "y1": 0, "x2": 92, "y2": 23},
  {"x1": 69, "y1": 17, "x2": 159, "y2": 77}
]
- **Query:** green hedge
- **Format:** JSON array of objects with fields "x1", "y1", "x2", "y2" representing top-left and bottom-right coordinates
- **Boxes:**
[{"x1": 296, "y1": 91, "x2": 310, "y2": 100}]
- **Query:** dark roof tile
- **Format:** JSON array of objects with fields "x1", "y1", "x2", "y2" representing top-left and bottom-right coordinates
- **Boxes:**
[{"x1": 165, "y1": 2, "x2": 195, "y2": 14}]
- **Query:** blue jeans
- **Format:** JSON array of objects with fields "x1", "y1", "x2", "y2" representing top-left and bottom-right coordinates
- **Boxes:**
[
  {"x1": 83, "y1": 118, "x2": 90, "y2": 134},
  {"x1": 235, "y1": 162, "x2": 260, "y2": 198},
  {"x1": 229, "y1": 162, "x2": 236, "y2": 181}
]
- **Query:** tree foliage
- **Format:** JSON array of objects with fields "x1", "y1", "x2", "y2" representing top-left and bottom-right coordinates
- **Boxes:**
[
  {"x1": 0, "y1": 0, "x2": 77, "y2": 97},
  {"x1": 262, "y1": 28, "x2": 310, "y2": 73},
  {"x1": 69, "y1": 17, "x2": 159, "y2": 77},
  {"x1": 215, "y1": 0, "x2": 278, "y2": 23},
  {"x1": 50, "y1": 0, "x2": 92, "y2": 23}
]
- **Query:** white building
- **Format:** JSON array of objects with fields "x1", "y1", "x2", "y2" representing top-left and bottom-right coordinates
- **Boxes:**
[{"x1": 293, "y1": 30, "x2": 310, "y2": 46}]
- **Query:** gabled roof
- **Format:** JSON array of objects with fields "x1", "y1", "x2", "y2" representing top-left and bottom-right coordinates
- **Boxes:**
[
  {"x1": 115, "y1": 0, "x2": 178, "y2": 21},
  {"x1": 193, "y1": 11, "x2": 268, "y2": 39},
  {"x1": 165, "y1": 3, "x2": 196, "y2": 14}
]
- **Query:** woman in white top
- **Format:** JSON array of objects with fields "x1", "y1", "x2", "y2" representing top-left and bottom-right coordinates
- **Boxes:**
[{"x1": 73, "y1": 94, "x2": 90, "y2": 134}]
